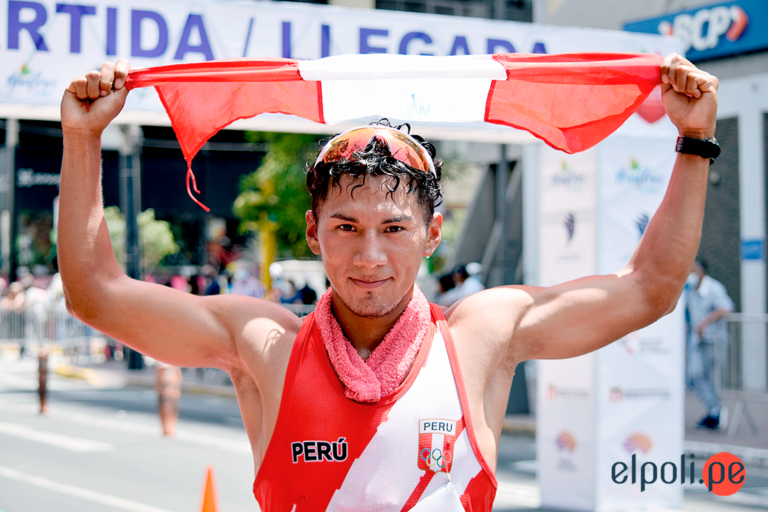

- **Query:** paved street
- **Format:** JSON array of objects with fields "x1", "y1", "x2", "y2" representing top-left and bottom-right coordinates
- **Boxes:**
[{"x1": 1, "y1": 357, "x2": 767, "y2": 511}]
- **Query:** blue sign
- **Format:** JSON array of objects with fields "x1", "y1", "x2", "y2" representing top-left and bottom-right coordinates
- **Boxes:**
[
  {"x1": 624, "y1": 0, "x2": 767, "y2": 61},
  {"x1": 740, "y1": 239, "x2": 764, "y2": 261}
]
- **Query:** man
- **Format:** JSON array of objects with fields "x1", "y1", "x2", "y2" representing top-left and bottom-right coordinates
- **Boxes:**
[
  {"x1": 687, "y1": 258, "x2": 734, "y2": 429},
  {"x1": 59, "y1": 54, "x2": 717, "y2": 510}
]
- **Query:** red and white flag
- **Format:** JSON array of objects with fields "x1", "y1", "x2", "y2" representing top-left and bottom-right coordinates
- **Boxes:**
[{"x1": 124, "y1": 52, "x2": 664, "y2": 209}]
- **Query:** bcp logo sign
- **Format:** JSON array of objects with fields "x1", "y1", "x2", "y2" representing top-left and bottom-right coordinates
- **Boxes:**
[
  {"x1": 624, "y1": 0, "x2": 767, "y2": 61},
  {"x1": 657, "y1": 5, "x2": 748, "y2": 52}
]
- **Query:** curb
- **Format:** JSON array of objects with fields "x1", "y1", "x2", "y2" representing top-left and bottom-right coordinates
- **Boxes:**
[
  {"x1": 685, "y1": 440, "x2": 768, "y2": 468},
  {"x1": 502, "y1": 415, "x2": 536, "y2": 435},
  {"x1": 125, "y1": 374, "x2": 237, "y2": 398},
  {"x1": 54, "y1": 365, "x2": 102, "y2": 387}
]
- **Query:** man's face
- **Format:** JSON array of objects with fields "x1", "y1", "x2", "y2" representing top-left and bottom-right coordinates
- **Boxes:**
[{"x1": 306, "y1": 175, "x2": 441, "y2": 318}]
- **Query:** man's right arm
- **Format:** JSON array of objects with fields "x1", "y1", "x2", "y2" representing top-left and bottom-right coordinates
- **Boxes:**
[{"x1": 58, "y1": 60, "x2": 298, "y2": 371}]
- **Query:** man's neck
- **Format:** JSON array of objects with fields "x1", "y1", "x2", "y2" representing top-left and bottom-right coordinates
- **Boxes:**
[{"x1": 330, "y1": 287, "x2": 414, "y2": 359}]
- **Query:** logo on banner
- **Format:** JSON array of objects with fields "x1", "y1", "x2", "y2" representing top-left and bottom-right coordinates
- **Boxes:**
[
  {"x1": 657, "y1": 5, "x2": 748, "y2": 53},
  {"x1": 563, "y1": 213, "x2": 575, "y2": 243},
  {"x1": 623, "y1": 432, "x2": 653, "y2": 454},
  {"x1": 555, "y1": 430, "x2": 576, "y2": 453},
  {"x1": 549, "y1": 161, "x2": 586, "y2": 191},
  {"x1": 7, "y1": 65, "x2": 57, "y2": 95},
  {"x1": 609, "y1": 387, "x2": 671, "y2": 403},
  {"x1": 635, "y1": 213, "x2": 650, "y2": 238},
  {"x1": 418, "y1": 419, "x2": 458, "y2": 473},
  {"x1": 546, "y1": 384, "x2": 589, "y2": 400},
  {"x1": 620, "y1": 334, "x2": 670, "y2": 356},
  {"x1": 615, "y1": 158, "x2": 664, "y2": 194}
]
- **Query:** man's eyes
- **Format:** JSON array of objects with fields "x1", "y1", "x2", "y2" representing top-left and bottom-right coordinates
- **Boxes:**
[{"x1": 335, "y1": 224, "x2": 405, "y2": 233}]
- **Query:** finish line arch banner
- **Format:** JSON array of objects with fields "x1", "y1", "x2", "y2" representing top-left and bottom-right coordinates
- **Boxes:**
[
  {"x1": 535, "y1": 109, "x2": 686, "y2": 511},
  {"x1": 1, "y1": 0, "x2": 673, "y2": 116}
]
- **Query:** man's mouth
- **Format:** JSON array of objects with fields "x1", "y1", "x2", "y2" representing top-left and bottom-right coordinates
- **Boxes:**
[{"x1": 349, "y1": 277, "x2": 390, "y2": 290}]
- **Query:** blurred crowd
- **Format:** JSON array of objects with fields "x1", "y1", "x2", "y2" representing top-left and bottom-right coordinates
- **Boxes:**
[{"x1": 434, "y1": 262, "x2": 485, "y2": 307}]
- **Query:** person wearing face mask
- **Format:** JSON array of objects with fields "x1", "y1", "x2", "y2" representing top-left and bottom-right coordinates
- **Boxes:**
[{"x1": 686, "y1": 258, "x2": 734, "y2": 429}]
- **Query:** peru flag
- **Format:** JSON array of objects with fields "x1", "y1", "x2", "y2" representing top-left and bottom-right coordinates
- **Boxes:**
[
  {"x1": 124, "y1": 52, "x2": 663, "y2": 209},
  {"x1": 126, "y1": 52, "x2": 663, "y2": 161}
]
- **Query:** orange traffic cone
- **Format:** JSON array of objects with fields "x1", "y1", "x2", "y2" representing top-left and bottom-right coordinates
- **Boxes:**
[{"x1": 200, "y1": 465, "x2": 219, "y2": 512}]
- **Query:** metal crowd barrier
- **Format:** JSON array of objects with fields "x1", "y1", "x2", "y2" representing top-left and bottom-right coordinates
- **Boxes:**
[
  {"x1": 0, "y1": 305, "x2": 99, "y2": 360},
  {"x1": 714, "y1": 313, "x2": 768, "y2": 439}
]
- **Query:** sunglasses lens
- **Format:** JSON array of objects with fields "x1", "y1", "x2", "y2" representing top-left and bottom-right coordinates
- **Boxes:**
[{"x1": 320, "y1": 127, "x2": 432, "y2": 174}]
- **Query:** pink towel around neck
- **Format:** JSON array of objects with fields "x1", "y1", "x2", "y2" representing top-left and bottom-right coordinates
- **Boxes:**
[{"x1": 315, "y1": 286, "x2": 431, "y2": 402}]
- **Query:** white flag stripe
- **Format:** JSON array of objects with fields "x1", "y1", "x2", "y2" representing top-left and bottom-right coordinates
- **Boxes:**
[
  {"x1": 0, "y1": 422, "x2": 114, "y2": 452},
  {"x1": 320, "y1": 78, "x2": 493, "y2": 125},
  {"x1": 298, "y1": 54, "x2": 506, "y2": 81},
  {"x1": 0, "y1": 465, "x2": 176, "y2": 512},
  {"x1": 326, "y1": 328, "x2": 466, "y2": 510}
]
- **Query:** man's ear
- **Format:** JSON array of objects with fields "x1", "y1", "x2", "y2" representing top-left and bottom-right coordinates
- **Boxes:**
[
  {"x1": 306, "y1": 210, "x2": 322, "y2": 256},
  {"x1": 423, "y1": 212, "x2": 442, "y2": 258}
]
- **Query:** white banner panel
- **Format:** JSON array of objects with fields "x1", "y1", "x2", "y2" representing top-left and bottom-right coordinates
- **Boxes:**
[
  {"x1": 0, "y1": 0, "x2": 674, "y2": 114},
  {"x1": 594, "y1": 131, "x2": 683, "y2": 510},
  {"x1": 536, "y1": 111, "x2": 685, "y2": 511},
  {"x1": 537, "y1": 144, "x2": 597, "y2": 510},
  {"x1": 596, "y1": 134, "x2": 678, "y2": 274},
  {"x1": 538, "y1": 355, "x2": 597, "y2": 511}
]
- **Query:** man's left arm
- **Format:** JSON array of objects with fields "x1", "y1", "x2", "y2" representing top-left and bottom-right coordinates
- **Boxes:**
[
  {"x1": 696, "y1": 284, "x2": 734, "y2": 337},
  {"x1": 451, "y1": 54, "x2": 718, "y2": 363}
]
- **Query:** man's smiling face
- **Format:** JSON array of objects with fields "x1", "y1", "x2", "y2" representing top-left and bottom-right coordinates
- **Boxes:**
[{"x1": 306, "y1": 174, "x2": 441, "y2": 318}]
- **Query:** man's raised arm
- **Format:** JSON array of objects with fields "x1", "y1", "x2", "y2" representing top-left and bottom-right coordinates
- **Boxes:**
[
  {"x1": 450, "y1": 54, "x2": 718, "y2": 363},
  {"x1": 58, "y1": 60, "x2": 297, "y2": 370}
]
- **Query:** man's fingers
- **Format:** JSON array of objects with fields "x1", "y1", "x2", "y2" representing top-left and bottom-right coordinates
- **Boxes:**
[
  {"x1": 686, "y1": 72, "x2": 702, "y2": 98},
  {"x1": 99, "y1": 62, "x2": 115, "y2": 96},
  {"x1": 71, "y1": 77, "x2": 88, "y2": 100},
  {"x1": 114, "y1": 59, "x2": 130, "y2": 89},
  {"x1": 85, "y1": 70, "x2": 101, "y2": 100}
]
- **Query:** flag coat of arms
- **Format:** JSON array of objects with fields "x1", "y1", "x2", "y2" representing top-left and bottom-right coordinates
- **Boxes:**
[{"x1": 418, "y1": 418, "x2": 463, "y2": 473}]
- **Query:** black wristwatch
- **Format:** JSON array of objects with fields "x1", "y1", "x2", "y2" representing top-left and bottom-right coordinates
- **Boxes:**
[{"x1": 675, "y1": 135, "x2": 721, "y2": 164}]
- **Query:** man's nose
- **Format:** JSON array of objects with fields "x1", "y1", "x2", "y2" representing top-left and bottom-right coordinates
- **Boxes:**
[{"x1": 353, "y1": 232, "x2": 387, "y2": 268}]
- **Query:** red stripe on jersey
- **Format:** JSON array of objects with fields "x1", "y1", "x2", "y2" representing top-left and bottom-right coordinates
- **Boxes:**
[
  {"x1": 434, "y1": 305, "x2": 498, "y2": 494},
  {"x1": 401, "y1": 471, "x2": 436, "y2": 511}
]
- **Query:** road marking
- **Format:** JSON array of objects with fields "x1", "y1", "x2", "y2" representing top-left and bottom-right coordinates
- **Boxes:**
[
  {"x1": 0, "y1": 400, "x2": 250, "y2": 453},
  {"x1": 0, "y1": 465, "x2": 176, "y2": 512},
  {"x1": 0, "y1": 422, "x2": 114, "y2": 452}
]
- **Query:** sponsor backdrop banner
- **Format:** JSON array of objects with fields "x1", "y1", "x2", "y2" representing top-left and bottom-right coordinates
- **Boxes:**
[
  {"x1": 537, "y1": 107, "x2": 685, "y2": 510},
  {"x1": 1, "y1": 0, "x2": 671, "y2": 114},
  {"x1": 537, "y1": 147, "x2": 597, "y2": 510}
]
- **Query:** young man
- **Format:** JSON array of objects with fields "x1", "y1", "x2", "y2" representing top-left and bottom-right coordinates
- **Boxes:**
[
  {"x1": 59, "y1": 53, "x2": 718, "y2": 510},
  {"x1": 686, "y1": 258, "x2": 734, "y2": 429}
]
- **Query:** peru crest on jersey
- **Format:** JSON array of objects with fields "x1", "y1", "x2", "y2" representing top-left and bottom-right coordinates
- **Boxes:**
[{"x1": 418, "y1": 418, "x2": 459, "y2": 473}]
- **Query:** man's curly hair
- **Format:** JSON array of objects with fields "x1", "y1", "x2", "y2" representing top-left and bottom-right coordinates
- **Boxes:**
[{"x1": 306, "y1": 120, "x2": 443, "y2": 226}]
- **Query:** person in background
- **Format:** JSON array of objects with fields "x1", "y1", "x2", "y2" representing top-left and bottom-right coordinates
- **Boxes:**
[
  {"x1": 230, "y1": 267, "x2": 265, "y2": 299},
  {"x1": 435, "y1": 273, "x2": 457, "y2": 306},
  {"x1": 686, "y1": 257, "x2": 734, "y2": 429},
  {"x1": 2, "y1": 282, "x2": 27, "y2": 356},
  {"x1": 460, "y1": 262, "x2": 485, "y2": 297},
  {"x1": 202, "y1": 265, "x2": 221, "y2": 296}
]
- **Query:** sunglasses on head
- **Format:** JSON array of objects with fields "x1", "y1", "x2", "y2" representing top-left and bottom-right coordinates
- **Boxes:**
[{"x1": 315, "y1": 125, "x2": 436, "y2": 176}]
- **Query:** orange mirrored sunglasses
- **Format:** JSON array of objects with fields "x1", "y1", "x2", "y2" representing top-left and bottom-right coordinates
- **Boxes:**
[{"x1": 315, "y1": 126, "x2": 436, "y2": 176}]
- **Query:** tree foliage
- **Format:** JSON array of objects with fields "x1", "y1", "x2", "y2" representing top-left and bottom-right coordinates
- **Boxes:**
[
  {"x1": 233, "y1": 132, "x2": 322, "y2": 259},
  {"x1": 104, "y1": 207, "x2": 179, "y2": 270}
]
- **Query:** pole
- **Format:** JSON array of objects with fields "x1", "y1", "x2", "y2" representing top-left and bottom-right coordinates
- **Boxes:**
[
  {"x1": 4, "y1": 119, "x2": 18, "y2": 282},
  {"x1": 120, "y1": 124, "x2": 144, "y2": 370},
  {"x1": 496, "y1": 143, "x2": 509, "y2": 284}
]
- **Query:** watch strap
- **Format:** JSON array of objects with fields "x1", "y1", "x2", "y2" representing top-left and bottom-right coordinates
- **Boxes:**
[{"x1": 675, "y1": 136, "x2": 721, "y2": 164}]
